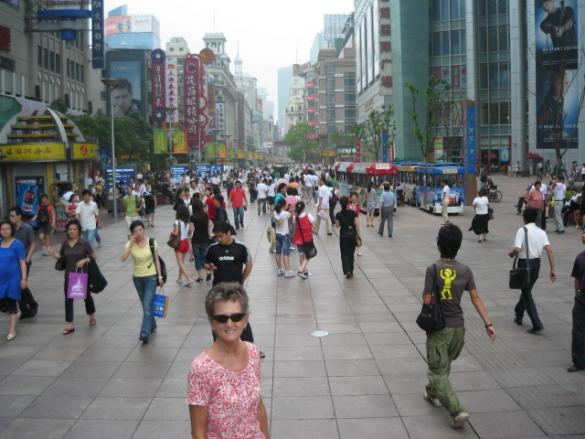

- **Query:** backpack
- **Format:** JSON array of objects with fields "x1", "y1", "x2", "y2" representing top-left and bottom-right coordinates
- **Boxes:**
[
  {"x1": 38, "y1": 205, "x2": 50, "y2": 224},
  {"x1": 149, "y1": 239, "x2": 167, "y2": 284}
]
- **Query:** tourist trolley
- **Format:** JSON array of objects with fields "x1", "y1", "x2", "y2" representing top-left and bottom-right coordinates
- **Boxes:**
[{"x1": 415, "y1": 164, "x2": 465, "y2": 214}]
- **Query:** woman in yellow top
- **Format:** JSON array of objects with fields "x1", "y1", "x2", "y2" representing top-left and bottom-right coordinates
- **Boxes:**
[{"x1": 121, "y1": 220, "x2": 163, "y2": 344}]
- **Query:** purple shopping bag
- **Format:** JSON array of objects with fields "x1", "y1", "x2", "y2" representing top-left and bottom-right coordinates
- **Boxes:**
[{"x1": 67, "y1": 271, "x2": 88, "y2": 300}]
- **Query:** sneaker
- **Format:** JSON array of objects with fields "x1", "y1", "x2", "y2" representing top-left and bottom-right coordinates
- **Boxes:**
[
  {"x1": 277, "y1": 269, "x2": 285, "y2": 276},
  {"x1": 139, "y1": 335, "x2": 149, "y2": 344},
  {"x1": 297, "y1": 271, "x2": 308, "y2": 279},
  {"x1": 284, "y1": 271, "x2": 295, "y2": 278},
  {"x1": 423, "y1": 389, "x2": 442, "y2": 407},
  {"x1": 450, "y1": 411, "x2": 469, "y2": 429}
]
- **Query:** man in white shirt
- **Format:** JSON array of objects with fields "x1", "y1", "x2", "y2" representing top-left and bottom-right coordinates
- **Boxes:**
[
  {"x1": 303, "y1": 173, "x2": 314, "y2": 204},
  {"x1": 552, "y1": 176, "x2": 566, "y2": 234},
  {"x1": 508, "y1": 207, "x2": 556, "y2": 334},
  {"x1": 256, "y1": 179, "x2": 268, "y2": 215},
  {"x1": 314, "y1": 177, "x2": 332, "y2": 235},
  {"x1": 76, "y1": 189, "x2": 100, "y2": 248},
  {"x1": 441, "y1": 180, "x2": 450, "y2": 225}
]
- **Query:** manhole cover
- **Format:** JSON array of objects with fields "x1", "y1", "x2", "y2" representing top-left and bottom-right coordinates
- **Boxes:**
[{"x1": 310, "y1": 330, "x2": 329, "y2": 338}]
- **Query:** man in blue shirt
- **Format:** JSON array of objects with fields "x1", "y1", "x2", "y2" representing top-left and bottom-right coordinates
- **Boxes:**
[{"x1": 378, "y1": 184, "x2": 396, "y2": 238}]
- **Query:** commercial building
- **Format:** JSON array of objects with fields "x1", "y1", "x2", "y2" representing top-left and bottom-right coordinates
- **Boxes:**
[
  {"x1": 105, "y1": 5, "x2": 160, "y2": 51},
  {"x1": 277, "y1": 66, "x2": 293, "y2": 135},
  {"x1": 352, "y1": 0, "x2": 585, "y2": 169},
  {"x1": 285, "y1": 76, "x2": 306, "y2": 130}
]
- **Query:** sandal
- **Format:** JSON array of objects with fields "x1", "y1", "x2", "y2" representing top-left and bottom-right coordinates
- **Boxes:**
[
  {"x1": 63, "y1": 327, "x2": 75, "y2": 335},
  {"x1": 89, "y1": 316, "x2": 97, "y2": 326}
]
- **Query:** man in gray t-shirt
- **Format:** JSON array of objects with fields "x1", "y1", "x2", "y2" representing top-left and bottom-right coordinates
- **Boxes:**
[
  {"x1": 421, "y1": 224, "x2": 495, "y2": 430},
  {"x1": 9, "y1": 206, "x2": 38, "y2": 318},
  {"x1": 424, "y1": 260, "x2": 476, "y2": 327}
]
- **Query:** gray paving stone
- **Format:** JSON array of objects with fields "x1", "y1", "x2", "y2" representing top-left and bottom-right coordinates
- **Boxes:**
[
  {"x1": 19, "y1": 396, "x2": 91, "y2": 419},
  {"x1": 402, "y1": 414, "x2": 479, "y2": 439},
  {"x1": 130, "y1": 421, "x2": 191, "y2": 439},
  {"x1": 98, "y1": 378, "x2": 162, "y2": 398},
  {"x1": 42, "y1": 377, "x2": 109, "y2": 397},
  {"x1": 325, "y1": 359, "x2": 380, "y2": 377},
  {"x1": 12, "y1": 360, "x2": 72, "y2": 377},
  {"x1": 458, "y1": 389, "x2": 521, "y2": 413},
  {"x1": 0, "y1": 376, "x2": 55, "y2": 396},
  {"x1": 81, "y1": 397, "x2": 151, "y2": 420},
  {"x1": 0, "y1": 395, "x2": 35, "y2": 418},
  {"x1": 273, "y1": 360, "x2": 326, "y2": 378},
  {"x1": 338, "y1": 417, "x2": 409, "y2": 439},
  {"x1": 271, "y1": 396, "x2": 334, "y2": 419},
  {"x1": 506, "y1": 385, "x2": 583, "y2": 409},
  {"x1": 270, "y1": 419, "x2": 339, "y2": 439},
  {"x1": 528, "y1": 407, "x2": 585, "y2": 436},
  {"x1": 0, "y1": 418, "x2": 74, "y2": 439},
  {"x1": 333, "y1": 395, "x2": 398, "y2": 418},
  {"x1": 469, "y1": 411, "x2": 546, "y2": 438},
  {"x1": 143, "y1": 397, "x2": 189, "y2": 421},
  {"x1": 62, "y1": 420, "x2": 138, "y2": 439},
  {"x1": 272, "y1": 377, "x2": 330, "y2": 397},
  {"x1": 329, "y1": 376, "x2": 388, "y2": 395}
]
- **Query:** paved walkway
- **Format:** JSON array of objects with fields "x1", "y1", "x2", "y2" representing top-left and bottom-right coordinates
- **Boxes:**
[{"x1": 0, "y1": 175, "x2": 584, "y2": 438}]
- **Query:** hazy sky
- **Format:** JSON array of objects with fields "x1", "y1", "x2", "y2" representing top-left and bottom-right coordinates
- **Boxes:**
[{"x1": 105, "y1": 0, "x2": 354, "y2": 116}]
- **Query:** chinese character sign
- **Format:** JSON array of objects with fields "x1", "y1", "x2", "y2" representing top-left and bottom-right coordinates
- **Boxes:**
[
  {"x1": 466, "y1": 106, "x2": 476, "y2": 175},
  {"x1": 166, "y1": 56, "x2": 178, "y2": 123},
  {"x1": 151, "y1": 49, "x2": 166, "y2": 123},
  {"x1": 91, "y1": 0, "x2": 104, "y2": 69},
  {"x1": 183, "y1": 54, "x2": 201, "y2": 147}
]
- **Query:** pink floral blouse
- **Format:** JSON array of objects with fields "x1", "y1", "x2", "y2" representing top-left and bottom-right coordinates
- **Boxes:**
[{"x1": 187, "y1": 342, "x2": 265, "y2": 439}]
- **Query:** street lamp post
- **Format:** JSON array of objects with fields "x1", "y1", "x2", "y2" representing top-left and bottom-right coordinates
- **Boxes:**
[{"x1": 101, "y1": 78, "x2": 122, "y2": 224}]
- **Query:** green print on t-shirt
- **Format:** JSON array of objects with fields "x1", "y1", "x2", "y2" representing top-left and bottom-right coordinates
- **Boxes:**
[{"x1": 440, "y1": 268, "x2": 456, "y2": 300}]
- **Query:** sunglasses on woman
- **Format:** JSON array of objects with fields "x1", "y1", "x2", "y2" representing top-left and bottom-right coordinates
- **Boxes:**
[{"x1": 212, "y1": 313, "x2": 246, "y2": 324}]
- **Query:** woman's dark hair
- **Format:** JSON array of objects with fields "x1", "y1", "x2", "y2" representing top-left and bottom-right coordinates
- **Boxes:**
[
  {"x1": 478, "y1": 188, "x2": 487, "y2": 197},
  {"x1": 215, "y1": 194, "x2": 224, "y2": 203},
  {"x1": 339, "y1": 195, "x2": 349, "y2": 210},
  {"x1": 176, "y1": 205, "x2": 190, "y2": 223},
  {"x1": 277, "y1": 183, "x2": 287, "y2": 193},
  {"x1": 274, "y1": 198, "x2": 286, "y2": 213},
  {"x1": 175, "y1": 189, "x2": 184, "y2": 204},
  {"x1": 437, "y1": 224, "x2": 462, "y2": 259},
  {"x1": 129, "y1": 220, "x2": 145, "y2": 233},
  {"x1": 40, "y1": 194, "x2": 49, "y2": 201},
  {"x1": 0, "y1": 220, "x2": 15, "y2": 236},
  {"x1": 350, "y1": 191, "x2": 358, "y2": 199},
  {"x1": 523, "y1": 207, "x2": 539, "y2": 224},
  {"x1": 295, "y1": 200, "x2": 306, "y2": 215},
  {"x1": 191, "y1": 199, "x2": 206, "y2": 220},
  {"x1": 69, "y1": 193, "x2": 77, "y2": 202},
  {"x1": 66, "y1": 219, "x2": 82, "y2": 235},
  {"x1": 205, "y1": 282, "x2": 249, "y2": 319}
]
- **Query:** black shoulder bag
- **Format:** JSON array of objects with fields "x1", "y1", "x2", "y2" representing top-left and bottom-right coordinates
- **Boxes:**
[
  {"x1": 149, "y1": 239, "x2": 167, "y2": 284},
  {"x1": 509, "y1": 226, "x2": 530, "y2": 290},
  {"x1": 416, "y1": 264, "x2": 446, "y2": 333}
]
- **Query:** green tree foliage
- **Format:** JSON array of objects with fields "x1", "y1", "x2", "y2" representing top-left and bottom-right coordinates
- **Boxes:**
[
  {"x1": 284, "y1": 123, "x2": 318, "y2": 162},
  {"x1": 50, "y1": 99, "x2": 69, "y2": 114},
  {"x1": 71, "y1": 112, "x2": 153, "y2": 163},
  {"x1": 406, "y1": 75, "x2": 450, "y2": 160}
]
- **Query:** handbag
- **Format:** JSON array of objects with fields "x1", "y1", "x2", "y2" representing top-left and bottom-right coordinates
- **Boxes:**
[
  {"x1": 153, "y1": 288, "x2": 170, "y2": 318},
  {"x1": 509, "y1": 226, "x2": 531, "y2": 290},
  {"x1": 416, "y1": 264, "x2": 446, "y2": 333},
  {"x1": 55, "y1": 243, "x2": 66, "y2": 271},
  {"x1": 67, "y1": 269, "x2": 88, "y2": 300},
  {"x1": 297, "y1": 215, "x2": 317, "y2": 259},
  {"x1": 167, "y1": 232, "x2": 180, "y2": 249}
]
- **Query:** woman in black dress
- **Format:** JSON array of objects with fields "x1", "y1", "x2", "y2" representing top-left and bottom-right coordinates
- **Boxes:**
[{"x1": 335, "y1": 196, "x2": 357, "y2": 279}]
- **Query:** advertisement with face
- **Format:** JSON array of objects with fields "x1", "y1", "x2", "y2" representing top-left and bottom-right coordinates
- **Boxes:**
[
  {"x1": 15, "y1": 177, "x2": 44, "y2": 218},
  {"x1": 108, "y1": 61, "x2": 143, "y2": 117},
  {"x1": 535, "y1": 0, "x2": 579, "y2": 150}
]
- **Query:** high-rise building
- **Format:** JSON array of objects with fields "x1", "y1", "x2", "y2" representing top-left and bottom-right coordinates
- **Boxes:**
[
  {"x1": 105, "y1": 6, "x2": 160, "y2": 51},
  {"x1": 310, "y1": 14, "x2": 350, "y2": 64},
  {"x1": 277, "y1": 66, "x2": 293, "y2": 135},
  {"x1": 285, "y1": 76, "x2": 306, "y2": 129}
]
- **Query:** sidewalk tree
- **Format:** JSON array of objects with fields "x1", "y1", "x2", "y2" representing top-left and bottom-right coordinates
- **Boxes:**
[
  {"x1": 362, "y1": 106, "x2": 395, "y2": 161},
  {"x1": 406, "y1": 75, "x2": 450, "y2": 160},
  {"x1": 284, "y1": 122, "x2": 318, "y2": 162}
]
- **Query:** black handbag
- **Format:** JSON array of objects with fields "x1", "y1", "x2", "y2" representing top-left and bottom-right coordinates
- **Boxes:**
[
  {"x1": 297, "y1": 216, "x2": 317, "y2": 259},
  {"x1": 149, "y1": 239, "x2": 168, "y2": 284},
  {"x1": 55, "y1": 243, "x2": 66, "y2": 271},
  {"x1": 416, "y1": 264, "x2": 446, "y2": 333},
  {"x1": 509, "y1": 226, "x2": 531, "y2": 290}
]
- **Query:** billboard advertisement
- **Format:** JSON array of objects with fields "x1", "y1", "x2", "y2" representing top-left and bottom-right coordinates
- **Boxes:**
[
  {"x1": 105, "y1": 15, "x2": 158, "y2": 35},
  {"x1": 106, "y1": 52, "x2": 145, "y2": 117},
  {"x1": 166, "y1": 57, "x2": 179, "y2": 123},
  {"x1": 15, "y1": 176, "x2": 44, "y2": 218},
  {"x1": 535, "y1": 0, "x2": 579, "y2": 150}
]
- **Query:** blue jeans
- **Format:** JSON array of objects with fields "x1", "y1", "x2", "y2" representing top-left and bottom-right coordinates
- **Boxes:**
[
  {"x1": 275, "y1": 234, "x2": 291, "y2": 256},
  {"x1": 233, "y1": 207, "x2": 244, "y2": 229},
  {"x1": 82, "y1": 229, "x2": 97, "y2": 248},
  {"x1": 193, "y1": 242, "x2": 209, "y2": 271},
  {"x1": 133, "y1": 275, "x2": 158, "y2": 337}
]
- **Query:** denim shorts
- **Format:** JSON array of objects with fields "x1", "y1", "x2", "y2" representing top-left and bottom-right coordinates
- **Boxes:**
[{"x1": 275, "y1": 234, "x2": 291, "y2": 256}]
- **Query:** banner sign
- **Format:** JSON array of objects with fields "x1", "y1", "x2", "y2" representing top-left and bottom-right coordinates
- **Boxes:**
[
  {"x1": 153, "y1": 129, "x2": 188, "y2": 154},
  {"x1": 355, "y1": 136, "x2": 361, "y2": 162},
  {"x1": 166, "y1": 56, "x2": 178, "y2": 123},
  {"x1": 151, "y1": 49, "x2": 166, "y2": 123},
  {"x1": 535, "y1": 0, "x2": 579, "y2": 150},
  {"x1": 15, "y1": 176, "x2": 44, "y2": 218},
  {"x1": 184, "y1": 54, "x2": 201, "y2": 148},
  {"x1": 466, "y1": 106, "x2": 476, "y2": 175},
  {"x1": 91, "y1": 0, "x2": 104, "y2": 69},
  {"x1": 381, "y1": 131, "x2": 389, "y2": 162},
  {"x1": 71, "y1": 142, "x2": 97, "y2": 160},
  {"x1": 0, "y1": 143, "x2": 66, "y2": 162}
]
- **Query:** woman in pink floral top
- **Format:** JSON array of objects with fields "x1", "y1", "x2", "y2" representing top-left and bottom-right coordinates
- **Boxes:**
[{"x1": 188, "y1": 283, "x2": 269, "y2": 439}]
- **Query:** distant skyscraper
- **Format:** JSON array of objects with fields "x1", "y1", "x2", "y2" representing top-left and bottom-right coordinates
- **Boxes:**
[{"x1": 277, "y1": 66, "x2": 293, "y2": 135}]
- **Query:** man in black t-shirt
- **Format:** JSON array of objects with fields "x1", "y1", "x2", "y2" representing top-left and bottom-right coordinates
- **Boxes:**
[
  {"x1": 205, "y1": 222, "x2": 255, "y2": 343},
  {"x1": 569, "y1": 232, "x2": 585, "y2": 372}
]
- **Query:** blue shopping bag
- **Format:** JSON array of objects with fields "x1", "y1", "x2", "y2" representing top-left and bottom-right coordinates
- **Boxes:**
[{"x1": 152, "y1": 289, "x2": 169, "y2": 318}]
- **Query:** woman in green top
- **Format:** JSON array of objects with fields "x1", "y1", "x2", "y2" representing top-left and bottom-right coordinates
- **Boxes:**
[{"x1": 121, "y1": 220, "x2": 163, "y2": 344}]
